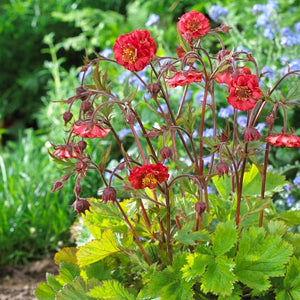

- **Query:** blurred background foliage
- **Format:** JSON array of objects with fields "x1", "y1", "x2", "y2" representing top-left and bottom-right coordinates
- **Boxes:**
[{"x1": 0, "y1": 0, "x2": 299, "y2": 265}]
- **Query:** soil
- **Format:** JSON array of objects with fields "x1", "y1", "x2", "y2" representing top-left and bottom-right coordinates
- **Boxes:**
[{"x1": 0, "y1": 258, "x2": 58, "y2": 300}]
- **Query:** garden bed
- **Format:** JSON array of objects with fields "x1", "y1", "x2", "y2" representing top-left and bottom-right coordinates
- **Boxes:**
[{"x1": 0, "y1": 258, "x2": 58, "y2": 300}]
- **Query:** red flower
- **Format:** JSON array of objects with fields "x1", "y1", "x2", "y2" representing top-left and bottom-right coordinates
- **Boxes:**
[
  {"x1": 227, "y1": 74, "x2": 262, "y2": 111},
  {"x1": 266, "y1": 133, "x2": 300, "y2": 148},
  {"x1": 167, "y1": 71, "x2": 203, "y2": 88},
  {"x1": 215, "y1": 67, "x2": 251, "y2": 85},
  {"x1": 128, "y1": 163, "x2": 169, "y2": 189},
  {"x1": 113, "y1": 30, "x2": 157, "y2": 72},
  {"x1": 53, "y1": 143, "x2": 80, "y2": 160},
  {"x1": 177, "y1": 11, "x2": 210, "y2": 42},
  {"x1": 72, "y1": 122, "x2": 110, "y2": 139},
  {"x1": 243, "y1": 127, "x2": 261, "y2": 142},
  {"x1": 176, "y1": 45, "x2": 186, "y2": 58}
]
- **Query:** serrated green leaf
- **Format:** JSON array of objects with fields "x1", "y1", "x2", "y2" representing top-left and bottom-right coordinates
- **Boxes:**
[
  {"x1": 46, "y1": 273, "x2": 63, "y2": 291},
  {"x1": 56, "y1": 276, "x2": 91, "y2": 300},
  {"x1": 201, "y1": 256, "x2": 236, "y2": 297},
  {"x1": 181, "y1": 253, "x2": 211, "y2": 281},
  {"x1": 34, "y1": 282, "x2": 56, "y2": 300},
  {"x1": 277, "y1": 210, "x2": 300, "y2": 227},
  {"x1": 174, "y1": 222, "x2": 210, "y2": 245},
  {"x1": 266, "y1": 220, "x2": 287, "y2": 237},
  {"x1": 54, "y1": 247, "x2": 77, "y2": 266},
  {"x1": 212, "y1": 220, "x2": 237, "y2": 256},
  {"x1": 87, "y1": 280, "x2": 135, "y2": 299},
  {"x1": 77, "y1": 229, "x2": 121, "y2": 267},
  {"x1": 235, "y1": 227, "x2": 293, "y2": 291},
  {"x1": 284, "y1": 232, "x2": 300, "y2": 257},
  {"x1": 212, "y1": 175, "x2": 232, "y2": 199},
  {"x1": 56, "y1": 262, "x2": 80, "y2": 286}
]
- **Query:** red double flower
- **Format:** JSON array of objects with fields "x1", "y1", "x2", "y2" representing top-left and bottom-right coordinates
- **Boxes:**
[
  {"x1": 128, "y1": 163, "x2": 169, "y2": 190},
  {"x1": 167, "y1": 71, "x2": 203, "y2": 88},
  {"x1": 72, "y1": 122, "x2": 110, "y2": 139},
  {"x1": 177, "y1": 11, "x2": 210, "y2": 42},
  {"x1": 52, "y1": 143, "x2": 80, "y2": 160},
  {"x1": 266, "y1": 133, "x2": 300, "y2": 148},
  {"x1": 113, "y1": 30, "x2": 157, "y2": 72},
  {"x1": 227, "y1": 73, "x2": 262, "y2": 111},
  {"x1": 215, "y1": 67, "x2": 251, "y2": 85}
]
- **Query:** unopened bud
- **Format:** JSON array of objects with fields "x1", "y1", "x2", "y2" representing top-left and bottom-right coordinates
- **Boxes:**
[
  {"x1": 243, "y1": 127, "x2": 261, "y2": 142},
  {"x1": 77, "y1": 140, "x2": 87, "y2": 152},
  {"x1": 195, "y1": 201, "x2": 207, "y2": 215},
  {"x1": 147, "y1": 83, "x2": 161, "y2": 98},
  {"x1": 63, "y1": 111, "x2": 73, "y2": 125},
  {"x1": 102, "y1": 187, "x2": 117, "y2": 203},
  {"x1": 73, "y1": 198, "x2": 90, "y2": 214},
  {"x1": 217, "y1": 49, "x2": 231, "y2": 62},
  {"x1": 76, "y1": 86, "x2": 89, "y2": 101},
  {"x1": 125, "y1": 113, "x2": 135, "y2": 125},
  {"x1": 145, "y1": 130, "x2": 159, "y2": 139},
  {"x1": 216, "y1": 161, "x2": 230, "y2": 178},
  {"x1": 75, "y1": 160, "x2": 88, "y2": 174},
  {"x1": 160, "y1": 146, "x2": 173, "y2": 160},
  {"x1": 51, "y1": 181, "x2": 64, "y2": 192},
  {"x1": 81, "y1": 101, "x2": 92, "y2": 112}
]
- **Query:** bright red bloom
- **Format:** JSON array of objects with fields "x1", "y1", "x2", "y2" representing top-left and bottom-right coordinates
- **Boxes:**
[
  {"x1": 167, "y1": 71, "x2": 203, "y2": 88},
  {"x1": 215, "y1": 67, "x2": 251, "y2": 85},
  {"x1": 243, "y1": 127, "x2": 261, "y2": 142},
  {"x1": 177, "y1": 11, "x2": 210, "y2": 42},
  {"x1": 72, "y1": 122, "x2": 110, "y2": 139},
  {"x1": 227, "y1": 74, "x2": 262, "y2": 111},
  {"x1": 266, "y1": 133, "x2": 300, "y2": 148},
  {"x1": 128, "y1": 163, "x2": 169, "y2": 190},
  {"x1": 53, "y1": 143, "x2": 80, "y2": 160},
  {"x1": 113, "y1": 30, "x2": 157, "y2": 72}
]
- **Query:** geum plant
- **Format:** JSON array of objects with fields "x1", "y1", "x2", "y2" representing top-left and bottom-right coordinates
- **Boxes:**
[{"x1": 36, "y1": 10, "x2": 300, "y2": 300}]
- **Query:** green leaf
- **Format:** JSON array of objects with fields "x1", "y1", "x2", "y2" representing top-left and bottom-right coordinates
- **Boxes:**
[
  {"x1": 148, "y1": 253, "x2": 194, "y2": 300},
  {"x1": 35, "y1": 283, "x2": 56, "y2": 300},
  {"x1": 54, "y1": 247, "x2": 77, "y2": 266},
  {"x1": 46, "y1": 273, "x2": 63, "y2": 291},
  {"x1": 212, "y1": 175, "x2": 232, "y2": 199},
  {"x1": 275, "y1": 257, "x2": 300, "y2": 300},
  {"x1": 77, "y1": 229, "x2": 121, "y2": 267},
  {"x1": 235, "y1": 227, "x2": 293, "y2": 291},
  {"x1": 266, "y1": 220, "x2": 287, "y2": 237},
  {"x1": 174, "y1": 222, "x2": 210, "y2": 245},
  {"x1": 277, "y1": 210, "x2": 300, "y2": 227},
  {"x1": 212, "y1": 220, "x2": 237, "y2": 256},
  {"x1": 56, "y1": 276, "x2": 91, "y2": 300},
  {"x1": 201, "y1": 256, "x2": 237, "y2": 297},
  {"x1": 181, "y1": 253, "x2": 211, "y2": 281},
  {"x1": 56, "y1": 262, "x2": 80, "y2": 286},
  {"x1": 87, "y1": 280, "x2": 135, "y2": 299}
]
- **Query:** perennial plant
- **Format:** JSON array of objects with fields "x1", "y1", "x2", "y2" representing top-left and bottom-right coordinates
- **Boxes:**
[{"x1": 36, "y1": 8, "x2": 300, "y2": 300}]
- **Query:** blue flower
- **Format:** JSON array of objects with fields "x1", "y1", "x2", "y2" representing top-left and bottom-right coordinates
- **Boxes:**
[
  {"x1": 203, "y1": 128, "x2": 214, "y2": 137},
  {"x1": 157, "y1": 103, "x2": 168, "y2": 113},
  {"x1": 179, "y1": 90, "x2": 193, "y2": 105},
  {"x1": 280, "y1": 56, "x2": 289, "y2": 65},
  {"x1": 236, "y1": 45, "x2": 249, "y2": 53},
  {"x1": 195, "y1": 91, "x2": 211, "y2": 105},
  {"x1": 218, "y1": 105, "x2": 234, "y2": 118},
  {"x1": 255, "y1": 122, "x2": 266, "y2": 133},
  {"x1": 145, "y1": 14, "x2": 160, "y2": 27},
  {"x1": 286, "y1": 195, "x2": 295, "y2": 207},
  {"x1": 284, "y1": 184, "x2": 292, "y2": 193},
  {"x1": 100, "y1": 48, "x2": 113, "y2": 58},
  {"x1": 208, "y1": 5, "x2": 229, "y2": 22},
  {"x1": 118, "y1": 128, "x2": 132, "y2": 139},
  {"x1": 237, "y1": 115, "x2": 248, "y2": 128},
  {"x1": 280, "y1": 36, "x2": 294, "y2": 47},
  {"x1": 256, "y1": 13, "x2": 269, "y2": 27},
  {"x1": 207, "y1": 186, "x2": 214, "y2": 194},
  {"x1": 262, "y1": 66, "x2": 276, "y2": 78},
  {"x1": 252, "y1": 4, "x2": 265, "y2": 15},
  {"x1": 281, "y1": 27, "x2": 293, "y2": 36},
  {"x1": 293, "y1": 176, "x2": 300, "y2": 187},
  {"x1": 281, "y1": 59, "x2": 300, "y2": 75},
  {"x1": 263, "y1": 26, "x2": 275, "y2": 39},
  {"x1": 78, "y1": 65, "x2": 92, "y2": 82},
  {"x1": 294, "y1": 22, "x2": 300, "y2": 33}
]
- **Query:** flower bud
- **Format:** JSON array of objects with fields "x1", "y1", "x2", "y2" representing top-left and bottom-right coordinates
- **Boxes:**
[
  {"x1": 195, "y1": 201, "x2": 207, "y2": 215},
  {"x1": 145, "y1": 130, "x2": 159, "y2": 139},
  {"x1": 63, "y1": 111, "x2": 73, "y2": 125},
  {"x1": 102, "y1": 187, "x2": 117, "y2": 203},
  {"x1": 73, "y1": 198, "x2": 90, "y2": 214},
  {"x1": 51, "y1": 181, "x2": 64, "y2": 192},
  {"x1": 76, "y1": 86, "x2": 89, "y2": 101},
  {"x1": 243, "y1": 127, "x2": 261, "y2": 142},
  {"x1": 81, "y1": 101, "x2": 92, "y2": 112},
  {"x1": 77, "y1": 140, "x2": 87, "y2": 152},
  {"x1": 75, "y1": 160, "x2": 88, "y2": 175},
  {"x1": 216, "y1": 161, "x2": 230, "y2": 178},
  {"x1": 160, "y1": 146, "x2": 173, "y2": 160},
  {"x1": 125, "y1": 113, "x2": 135, "y2": 125},
  {"x1": 217, "y1": 49, "x2": 231, "y2": 62}
]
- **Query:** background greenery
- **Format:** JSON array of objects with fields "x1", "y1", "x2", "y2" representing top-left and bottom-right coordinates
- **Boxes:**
[{"x1": 0, "y1": 0, "x2": 299, "y2": 266}]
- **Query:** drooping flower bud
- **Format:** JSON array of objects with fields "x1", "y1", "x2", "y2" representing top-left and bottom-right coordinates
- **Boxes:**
[
  {"x1": 63, "y1": 111, "x2": 73, "y2": 125},
  {"x1": 75, "y1": 160, "x2": 88, "y2": 175},
  {"x1": 216, "y1": 161, "x2": 230, "y2": 178},
  {"x1": 243, "y1": 127, "x2": 261, "y2": 142},
  {"x1": 147, "y1": 82, "x2": 161, "y2": 99},
  {"x1": 160, "y1": 146, "x2": 173, "y2": 160},
  {"x1": 125, "y1": 113, "x2": 135, "y2": 125},
  {"x1": 217, "y1": 49, "x2": 231, "y2": 62},
  {"x1": 195, "y1": 201, "x2": 207, "y2": 215},
  {"x1": 77, "y1": 140, "x2": 87, "y2": 152},
  {"x1": 81, "y1": 101, "x2": 92, "y2": 112},
  {"x1": 76, "y1": 86, "x2": 89, "y2": 101},
  {"x1": 145, "y1": 130, "x2": 159, "y2": 139},
  {"x1": 102, "y1": 187, "x2": 117, "y2": 203},
  {"x1": 51, "y1": 181, "x2": 64, "y2": 192},
  {"x1": 73, "y1": 198, "x2": 90, "y2": 215}
]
